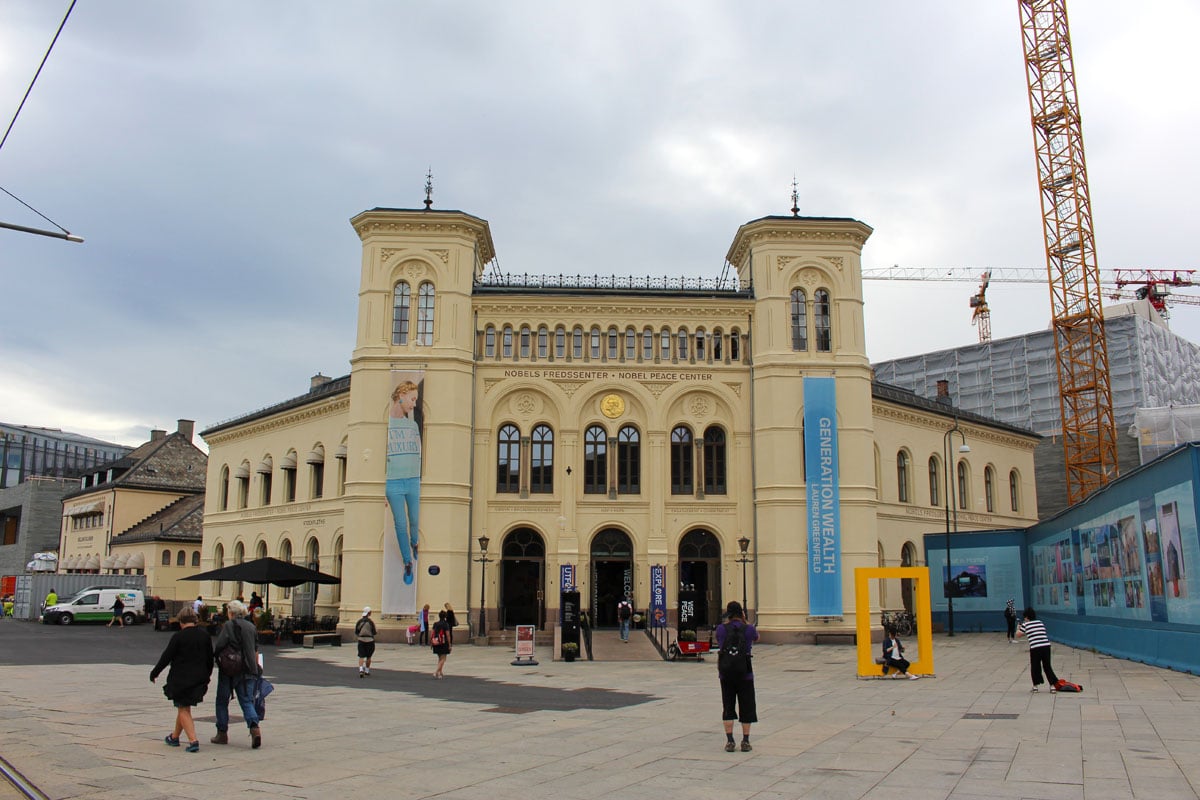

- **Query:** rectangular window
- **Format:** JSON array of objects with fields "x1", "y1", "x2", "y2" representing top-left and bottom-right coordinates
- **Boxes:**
[
  {"x1": 311, "y1": 462, "x2": 324, "y2": 499},
  {"x1": 283, "y1": 467, "x2": 297, "y2": 502}
]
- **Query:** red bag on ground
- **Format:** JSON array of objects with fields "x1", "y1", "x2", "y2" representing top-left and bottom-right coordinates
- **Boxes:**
[{"x1": 1054, "y1": 679, "x2": 1083, "y2": 692}]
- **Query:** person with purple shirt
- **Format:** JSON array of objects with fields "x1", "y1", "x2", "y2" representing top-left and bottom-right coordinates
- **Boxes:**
[{"x1": 716, "y1": 600, "x2": 759, "y2": 752}]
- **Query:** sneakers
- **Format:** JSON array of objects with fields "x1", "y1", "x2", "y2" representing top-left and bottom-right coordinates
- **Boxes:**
[
  {"x1": 740, "y1": 740, "x2": 753, "y2": 752},
  {"x1": 1030, "y1": 686, "x2": 1040, "y2": 693},
  {"x1": 185, "y1": 741, "x2": 200, "y2": 753},
  {"x1": 724, "y1": 741, "x2": 736, "y2": 752},
  {"x1": 359, "y1": 667, "x2": 365, "y2": 678},
  {"x1": 1049, "y1": 687, "x2": 1058, "y2": 693},
  {"x1": 403, "y1": 562, "x2": 413, "y2": 585},
  {"x1": 210, "y1": 731, "x2": 228, "y2": 744},
  {"x1": 364, "y1": 668, "x2": 370, "y2": 676},
  {"x1": 908, "y1": 673, "x2": 920, "y2": 680},
  {"x1": 250, "y1": 727, "x2": 262, "y2": 749},
  {"x1": 164, "y1": 735, "x2": 180, "y2": 747}
]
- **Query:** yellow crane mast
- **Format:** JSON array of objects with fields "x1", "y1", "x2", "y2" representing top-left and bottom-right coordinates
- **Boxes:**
[{"x1": 1018, "y1": 0, "x2": 1118, "y2": 503}]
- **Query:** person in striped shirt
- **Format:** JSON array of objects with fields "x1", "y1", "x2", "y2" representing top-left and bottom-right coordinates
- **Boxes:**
[{"x1": 1016, "y1": 607, "x2": 1059, "y2": 692}]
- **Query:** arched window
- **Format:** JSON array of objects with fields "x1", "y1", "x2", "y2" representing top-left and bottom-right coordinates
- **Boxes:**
[
  {"x1": 642, "y1": 328, "x2": 654, "y2": 362},
  {"x1": 392, "y1": 281, "x2": 411, "y2": 345},
  {"x1": 236, "y1": 462, "x2": 250, "y2": 509},
  {"x1": 530, "y1": 424, "x2": 553, "y2": 494},
  {"x1": 616, "y1": 426, "x2": 640, "y2": 494},
  {"x1": 957, "y1": 461, "x2": 969, "y2": 509},
  {"x1": 213, "y1": 543, "x2": 224, "y2": 596},
  {"x1": 257, "y1": 456, "x2": 273, "y2": 507},
  {"x1": 1009, "y1": 470, "x2": 1020, "y2": 512},
  {"x1": 279, "y1": 539, "x2": 292, "y2": 599},
  {"x1": 703, "y1": 426, "x2": 727, "y2": 495},
  {"x1": 497, "y1": 424, "x2": 520, "y2": 494},
  {"x1": 484, "y1": 325, "x2": 496, "y2": 358},
  {"x1": 790, "y1": 288, "x2": 808, "y2": 351},
  {"x1": 730, "y1": 328, "x2": 741, "y2": 362},
  {"x1": 502, "y1": 325, "x2": 514, "y2": 359},
  {"x1": 814, "y1": 289, "x2": 832, "y2": 351},
  {"x1": 624, "y1": 328, "x2": 637, "y2": 361},
  {"x1": 416, "y1": 281, "x2": 435, "y2": 345},
  {"x1": 928, "y1": 456, "x2": 940, "y2": 507},
  {"x1": 161, "y1": 549, "x2": 171, "y2": 566},
  {"x1": 176, "y1": 550, "x2": 186, "y2": 567},
  {"x1": 282, "y1": 450, "x2": 297, "y2": 503},
  {"x1": 660, "y1": 327, "x2": 671, "y2": 361},
  {"x1": 677, "y1": 328, "x2": 689, "y2": 361},
  {"x1": 712, "y1": 328, "x2": 724, "y2": 361},
  {"x1": 572, "y1": 327, "x2": 584, "y2": 359},
  {"x1": 308, "y1": 444, "x2": 324, "y2": 500},
  {"x1": 984, "y1": 466, "x2": 995, "y2": 513},
  {"x1": 519, "y1": 325, "x2": 531, "y2": 359},
  {"x1": 607, "y1": 327, "x2": 619, "y2": 360},
  {"x1": 218, "y1": 465, "x2": 230, "y2": 511},
  {"x1": 695, "y1": 328, "x2": 706, "y2": 361},
  {"x1": 671, "y1": 426, "x2": 694, "y2": 495},
  {"x1": 583, "y1": 425, "x2": 607, "y2": 494},
  {"x1": 897, "y1": 451, "x2": 910, "y2": 503},
  {"x1": 537, "y1": 326, "x2": 549, "y2": 359},
  {"x1": 554, "y1": 326, "x2": 566, "y2": 359},
  {"x1": 191, "y1": 551, "x2": 200, "y2": 567},
  {"x1": 590, "y1": 327, "x2": 601, "y2": 360}
]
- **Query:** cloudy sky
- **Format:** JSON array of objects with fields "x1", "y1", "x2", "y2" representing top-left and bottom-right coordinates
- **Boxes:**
[{"x1": 2, "y1": 2, "x2": 1197, "y2": 447}]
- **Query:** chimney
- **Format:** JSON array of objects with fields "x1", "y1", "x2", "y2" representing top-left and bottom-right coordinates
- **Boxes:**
[
  {"x1": 150, "y1": 429, "x2": 167, "y2": 442},
  {"x1": 177, "y1": 419, "x2": 195, "y2": 442},
  {"x1": 935, "y1": 380, "x2": 952, "y2": 405},
  {"x1": 310, "y1": 373, "x2": 332, "y2": 391}
]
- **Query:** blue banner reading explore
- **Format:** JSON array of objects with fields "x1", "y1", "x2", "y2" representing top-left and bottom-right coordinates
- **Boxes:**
[
  {"x1": 804, "y1": 377, "x2": 842, "y2": 616},
  {"x1": 649, "y1": 565, "x2": 667, "y2": 627}
]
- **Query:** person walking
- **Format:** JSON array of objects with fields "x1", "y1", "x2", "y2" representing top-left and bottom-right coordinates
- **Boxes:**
[
  {"x1": 881, "y1": 627, "x2": 918, "y2": 679},
  {"x1": 1017, "y1": 606, "x2": 1059, "y2": 692},
  {"x1": 617, "y1": 596, "x2": 633, "y2": 642},
  {"x1": 716, "y1": 601, "x2": 758, "y2": 752},
  {"x1": 150, "y1": 606, "x2": 213, "y2": 753},
  {"x1": 210, "y1": 600, "x2": 263, "y2": 748},
  {"x1": 356, "y1": 607, "x2": 377, "y2": 678},
  {"x1": 107, "y1": 594, "x2": 125, "y2": 628},
  {"x1": 1004, "y1": 598, "x2": 1018, "y2": 643},
  {"x1": 431, "y1": 609, "x2": 451, "y2": 678},
  {"x1": 43, "y1": 588, "x2": 57, "y2": 614},
  {"x1": 419, "y1": 604, "x2": 430, "y2": 646}
]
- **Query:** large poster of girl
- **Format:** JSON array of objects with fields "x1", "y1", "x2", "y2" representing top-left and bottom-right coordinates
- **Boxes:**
[{"x1": 382, "y1": 369, "x2": 424, "y2": 615}]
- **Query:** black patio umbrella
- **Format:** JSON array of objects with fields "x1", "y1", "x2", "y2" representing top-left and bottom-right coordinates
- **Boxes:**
[{"x1": 180, "y1": 556, "x2": 340, "y2": 612}]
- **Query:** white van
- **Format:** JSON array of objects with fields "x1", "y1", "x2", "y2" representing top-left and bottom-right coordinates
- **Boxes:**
[{"x1": 43, "y1": 588, "x2": 146, "y2": 626}]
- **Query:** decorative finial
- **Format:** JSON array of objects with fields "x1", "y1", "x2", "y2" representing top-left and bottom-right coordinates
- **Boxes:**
[
  {"x1": 424, "y1": 168, "x2": 433, "y2": 210},
  {"x1": 791, "y1": 176, "x2": 800, "y2": 217}
]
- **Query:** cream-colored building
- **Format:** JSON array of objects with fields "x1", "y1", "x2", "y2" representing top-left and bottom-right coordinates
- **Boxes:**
[{"x1": 199, "y1": 206, "x2": 1039, "y2": 641}]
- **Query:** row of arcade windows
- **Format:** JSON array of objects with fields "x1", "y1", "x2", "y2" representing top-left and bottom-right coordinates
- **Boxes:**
[
  {"x1": 217, "y1": 445, "x2": 347, "y2": 511},
  {"x1": 481, "y1": 325, "x2": 745, "y2": 365},
  {"x1": 496, "y1": 423, "x2": 727, "y2": 498},
  {"x1": 790, "y1": 288, "x2": 833, "y2": 352},
  {"x1": 392, "y1": 281, "x2": 436, "y2": 346},
  {"x1": 895, "y1": 451, "x2": 1021, "y2": 513},
  {"x1": 161, "y1": 549, "x2": 202, "y2": 567}
]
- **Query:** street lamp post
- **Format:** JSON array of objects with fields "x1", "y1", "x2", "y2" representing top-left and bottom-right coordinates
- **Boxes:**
[
  {"x1": 474, "y1": 535, "x2": 493, "y2": 639},
  {"x1": 943, "y1": 421, "x2": 970, "y2": 637},
  {"x1": 736, "y1": 535, "x2": 753, "y2": 621}
]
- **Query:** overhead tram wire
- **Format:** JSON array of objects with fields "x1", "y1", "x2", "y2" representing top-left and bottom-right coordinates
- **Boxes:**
[{"x1": 0, "y1": 0, "x2": 83, "y2": 244}]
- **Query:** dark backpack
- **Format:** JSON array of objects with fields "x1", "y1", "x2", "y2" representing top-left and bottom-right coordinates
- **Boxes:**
[
  {"x1": 217, "y1": 621, "x2": 245, "y2": 677},
  {"x1": 718, "y1": 622, "x2": 751, "y2": 679},
  {"x1": 618, "y1": 603, "x2": 631, "y2": 621}
]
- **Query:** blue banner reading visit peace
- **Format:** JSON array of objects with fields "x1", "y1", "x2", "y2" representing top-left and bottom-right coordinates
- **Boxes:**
[{"x1": 804, "y1": 377, "x2": 842, "y2": 616}]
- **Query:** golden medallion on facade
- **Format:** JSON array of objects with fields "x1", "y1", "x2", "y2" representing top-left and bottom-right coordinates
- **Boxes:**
[{"x1": 600, "y1": 393, "x2": 625, "y2": 419}]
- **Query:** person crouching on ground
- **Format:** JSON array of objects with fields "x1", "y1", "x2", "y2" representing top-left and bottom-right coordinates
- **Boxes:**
[
  {"x1": 356, "y1": 606, "x2": 377, "y2": 677},
  {"x1": 716, "y1": 600, "x2": 759, "y2": 752},
  {"x1": 1017, "y1": 606, "x2": 1059, "y2": 692},
  {"x1": 211, "y1": 599, "x2": 264, "y2": 748},
  {"x1": 150, "y1": 606, "x2": 213, "y2": 753},
  {"x1": 881, "y1": 627, "x2": 918, "y2": 680}
]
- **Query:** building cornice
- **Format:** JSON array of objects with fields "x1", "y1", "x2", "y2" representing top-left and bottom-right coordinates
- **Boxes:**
[
  {"x1": 726, "y1": 217, "x2": 873, "y2": 266},
  {"x1": 203, "y1": 396, "x2": 350, "y2": 447}
]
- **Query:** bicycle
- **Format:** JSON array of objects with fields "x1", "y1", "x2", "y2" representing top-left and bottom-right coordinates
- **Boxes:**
[{"x1": 881, "y1": 609, "x2": 915, "y2": 637}]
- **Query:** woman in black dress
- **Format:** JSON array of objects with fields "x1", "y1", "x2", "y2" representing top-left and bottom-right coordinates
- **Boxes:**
[
  {"x1": 150, "y1": 606, "x2": 214, "y2": 752},
  {"x1": 431, "y1": 609, "x2": 452, "y2": 678}
]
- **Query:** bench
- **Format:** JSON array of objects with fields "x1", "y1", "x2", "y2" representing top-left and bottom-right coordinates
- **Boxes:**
[{"x1": 302, "y1": 633, "x2": 342, "y2": 648}]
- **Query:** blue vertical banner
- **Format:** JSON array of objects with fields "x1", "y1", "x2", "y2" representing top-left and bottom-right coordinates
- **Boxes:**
[
  {"x1": 804, "y1": 377, "x2": 843, "y2": 616},
  {"x1": 560, "y1": 564, "x2": 575, "y2": 592},
  {"x1": 649, "y1": 565, "x2": 667, "y2": 627}
]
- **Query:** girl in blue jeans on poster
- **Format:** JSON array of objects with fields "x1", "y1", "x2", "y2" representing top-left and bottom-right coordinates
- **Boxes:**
[{"x1": 387, "y1": 380, "x2": 422, "y2": 584}]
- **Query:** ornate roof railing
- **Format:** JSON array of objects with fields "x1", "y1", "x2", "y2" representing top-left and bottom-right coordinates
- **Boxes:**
[{"x1": 474, "y1": 272, "x2": 746, "y2": 294}]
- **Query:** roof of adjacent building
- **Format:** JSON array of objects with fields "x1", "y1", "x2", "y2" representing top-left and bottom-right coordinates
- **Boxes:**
[
  {"x1": 201, "y1": 374, "x2": 351, "y2": 438},
  {"x1": 61, "y1": 430, "x2": 207, "y2": 501},
  {"x1": 871, "y1": 381, "x2": 1040, "y2": 440}
]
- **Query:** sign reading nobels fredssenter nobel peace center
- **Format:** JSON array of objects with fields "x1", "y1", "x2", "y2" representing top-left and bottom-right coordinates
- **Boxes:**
[{"x1": 198, "y1": 203, "x2": 1040, "y2": 641}]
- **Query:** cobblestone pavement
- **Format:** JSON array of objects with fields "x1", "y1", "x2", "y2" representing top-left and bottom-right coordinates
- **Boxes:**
[{"x1": 1, "y1": 623, "x2": 1198, "y2": 799}]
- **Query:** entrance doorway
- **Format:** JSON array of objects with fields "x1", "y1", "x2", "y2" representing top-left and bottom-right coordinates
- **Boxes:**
[
  {"x1": 500, "y1": 528, "x2": 545, "y2": 629},
  {"x1": 590, "y1": 528, "x2": 633, "y2": 628},
  {"x1": 679, "y1": 529, "x2": 721, "y2": 627}
]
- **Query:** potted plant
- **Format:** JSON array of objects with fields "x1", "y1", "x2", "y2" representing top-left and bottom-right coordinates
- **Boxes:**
[
  {"x1": 561, "y1": 642, "x2": 579, "y2": 662},
  {"x1": 679, "y1": 629, "x2": 697, "y2": 642}
]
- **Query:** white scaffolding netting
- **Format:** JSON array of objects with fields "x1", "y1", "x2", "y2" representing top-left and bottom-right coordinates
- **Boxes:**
[{"x1": 1131, "y1": 406, "x2": 1200, "y2": 465}]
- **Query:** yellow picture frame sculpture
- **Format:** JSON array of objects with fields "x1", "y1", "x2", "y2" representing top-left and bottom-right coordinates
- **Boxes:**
[{"x1": 854, "y1": 566, "x2": 934, "y2": 678}]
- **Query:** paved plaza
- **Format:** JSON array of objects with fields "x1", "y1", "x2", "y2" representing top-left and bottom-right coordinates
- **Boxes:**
[{"x1": 1, "y1": 622, "x2": 1199, "y2": 799}]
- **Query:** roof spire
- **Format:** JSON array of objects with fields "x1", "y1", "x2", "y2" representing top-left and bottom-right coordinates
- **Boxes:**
[
  {"x1": 790, "y1": 176, "x2": 800, "y2": 217},
  {"x1": 424, "y1": 168, "x2": 433, "y2": 210}
]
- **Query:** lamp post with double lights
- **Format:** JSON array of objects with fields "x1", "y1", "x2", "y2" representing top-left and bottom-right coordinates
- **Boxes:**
[
  {"x1": 474, "y1": 535, "x2": 493, "y2": 638},
  {"x1": 736, "y1": 535, "x2": 753, "y2": 621},
  {"x1": 943, "y1": 421, "x2": 970, "y2": 637}
]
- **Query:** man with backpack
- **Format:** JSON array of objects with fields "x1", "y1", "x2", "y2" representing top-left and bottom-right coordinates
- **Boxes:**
[
  {"x1": 716, "y1": 600, "x2": 758, "y2": 752},
  {"x1": 616, "y1": 596, "x2": 633, "y2": 642}
]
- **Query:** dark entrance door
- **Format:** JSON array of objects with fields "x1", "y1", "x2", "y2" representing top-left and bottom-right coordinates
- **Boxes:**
[
  {"x1": 499, "y1": 528, "x2": 545, "y2": 629},
  {"x1": 679, "y1": 529, "x2": 721, "y2": 628},
  {"x1": 590, "y1": 528, "x2": 633, "y2": 628}
]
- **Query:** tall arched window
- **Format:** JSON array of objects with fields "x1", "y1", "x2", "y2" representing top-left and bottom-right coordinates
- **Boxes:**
[
  {"x1": 730, "y1": 328, "x2": 741, "y2": 362},
  {"x1": 897, "y1": 451, "x2": 910, "y2": 503},
  {"x1": 502, "y1": 325, "x2": 514, "y2": 359},
  {"x1": 677, "y1": 328, "x2": 689, "y2": 361},
  {"x1": 712, "y1": 328, "x2": 724, "y2": 361},
  {"x1": 177, "y1": 549, "x2": 186, "y2": 567},
  {"x1": 616, "y1": 426, "x2": 640, "y2": 494},
  {"x1": 583, "y1": 425, "x2": 607, "y2": 494},
  {"x1": 642, "y1": 328, "x2": 654, "y2": 362},
  {"x1": 590, "y1": 327, "x2": 601, "y2": 359},
  {"x1": 928, "y1": 456, "x2": 940, "y2": 506},
  {"x1": 530, "y1": 424, "x2": 554, "y2": 494},
  {"x1": 555, "y1": 326, "x2": 566, "y2": 359},
  {"x1": 572, "y1": 327, "x2": 584, "y2": 359},
  {"x1": 607, "y1": 327, "x2": 619, "y2": 360},
  {"x1": 984, "y1": 466, "x2": 995, "y2": 512},
  {"x1": 671, "y1": 426, "x2": 694, "y2": 495},
  {"x1": 219, "y1": 465, "x2": 230, "y2": 511},
  {"x1": 497, "y1": 424, "x2": 520, "y2": 493},
  {"x1": 213, "y1": 543, "x2": 224, "y2": 596},
  {"x1": 814, "y1": 289, "x2": 832, "y2": 351},
  {"x1": 1009, "y1": 470, "x2": 1020, "y2": 512},
  {"x1": 703, "y1": 426, "x2": 727, "y2": 495},
  {"x1": 161, "y1": 549, "x2": 171, "y2": 566},
  {"x1": 279, "y1": 539, "x2": 292, "y2": 599},
  {"x1": 695, "y1": 328, "x2": 706, "y2": 361},
  {"x1": 790, "y1": 288, "x2": 808, "y2": 351},
  {"x1": 392, "y1": 281, "x2": 411, "y2": 345},
  {"x1": 537, "y1": 326, "x2": 549, "y2": 359},
  {"x1": 519, "y1": 325, "x2": 531, "y2": 359},
  {"x1": 957, "y1": 461, "x2": 969, "y2": 509},
  {"x1": 625, "y1": 328, "x2": 637, "y2": 361},
  {"x1": 660, "y1": 328, "x2": 671, "y2": 361},
  {"x1": 484, "y1": 325, "x2": 496, "y2": 358},
  {"x1": 191, "y1": 551, "x2": 200, "y2": 567},
  {"x1": 416, "y1": 281, "x2": 435, "y2": 345}
]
